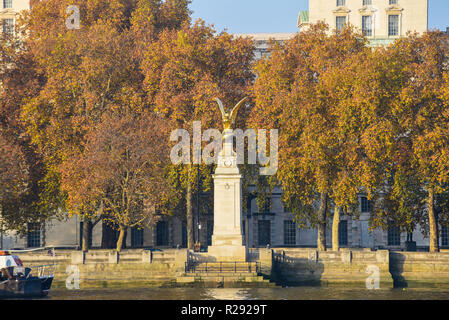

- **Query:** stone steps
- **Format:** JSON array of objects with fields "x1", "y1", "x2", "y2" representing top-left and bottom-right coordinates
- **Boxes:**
[
  {"x1": 181, "y1": 275, "x2": 263, "y2": 280},
  {"x1": 151, "y1": 251, "x2": 176, "y2": 264},
  {"x1": 198, "y1": 262, "x2": 259, "y2": 266},
  {"x1": 153, "y1": 253, "x2": 176, "y2": 258},
  {"x1": 187, "y1": 272, "x2": 259, "y2": 277},
  {"x1": 151, "y1": 251, "x2": 175, "y2": 263},
  {"x1": 176, "y1": 274, "x2": 275, "y2": 287},
  {"x1": 152, "y1": 258, "x2": 175, "y2": 264},
  {"x1": 187, "y1": 262, "x2": 260, "y2": 273},
  {"x1": 177, "y1": 261, "x2": 276, "y2": 287}
]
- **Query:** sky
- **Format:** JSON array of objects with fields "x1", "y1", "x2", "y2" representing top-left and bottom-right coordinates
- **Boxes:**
[{"x1": 189, "y1": 0, "x2": 449, "y2": 34}]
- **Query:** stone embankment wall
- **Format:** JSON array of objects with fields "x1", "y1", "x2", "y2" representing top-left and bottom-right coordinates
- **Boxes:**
[
  {"x1": 18, "y1": 249, "x2": 187, "y2": 288},
  {"x1": 272, "y1": 248, "x2": 393, "y2": 287},
  {"x1": 14, "y1": 248, "x2": 449, "y2": 288}
]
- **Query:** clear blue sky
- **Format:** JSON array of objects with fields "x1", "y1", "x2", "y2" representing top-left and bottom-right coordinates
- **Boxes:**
[{"x1": 189, "y1": 0, "x2": 448, "y2": 34}]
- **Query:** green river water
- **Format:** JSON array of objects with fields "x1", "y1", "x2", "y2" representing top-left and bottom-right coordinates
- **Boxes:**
[{"x1": 40, "y1": 287, "x2": 449, "y2": 300}]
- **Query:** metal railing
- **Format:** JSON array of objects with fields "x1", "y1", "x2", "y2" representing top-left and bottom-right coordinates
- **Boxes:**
[
  {"x1": 247, "y1": 248, "x2": 260, "y2": 261},
  {"x1": 185, "y1": 261, "x2": 261, "y2": 274},
  {"x1": 9, "y1": 245, "x2": 77, "y2": 253}
]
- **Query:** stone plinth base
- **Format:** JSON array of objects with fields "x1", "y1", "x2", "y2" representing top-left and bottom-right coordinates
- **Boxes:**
[
  {"x1": 208, "y1": 245, "x2": 247, "y2": 262},
  {"x1": 211, "y1": 233, "x2": 244, "y2": 246}
]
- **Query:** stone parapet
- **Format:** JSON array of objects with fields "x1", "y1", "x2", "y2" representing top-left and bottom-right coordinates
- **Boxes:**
[
  {"x1": 390, "y1": 251, "x2": 449, "y2": 287},
  {"x1": 272, "y1": 248, "x2": 393, "y2": 287},
  {"x1": 14, "y1": 248, "x2": 449, "y2": 288}
]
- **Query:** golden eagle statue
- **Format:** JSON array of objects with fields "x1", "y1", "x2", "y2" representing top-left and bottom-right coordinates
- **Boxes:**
[{"x1": 215, "y1": 97, "x2": 248, "y2": 130}]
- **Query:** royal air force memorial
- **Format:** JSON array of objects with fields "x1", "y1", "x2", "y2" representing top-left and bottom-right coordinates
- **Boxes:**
[{"x1": 207, "y1": 98, "x2": 248, "y2": 262}]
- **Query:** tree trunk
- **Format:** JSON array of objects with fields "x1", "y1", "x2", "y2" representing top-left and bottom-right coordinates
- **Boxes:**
[
  {"x1": 332, "y1": 205, "x2": 340, "y2": 252},
  {"x1": 317, "y1": 191, "x2": 328, "y2": 251},
  {"x1": 0, "y1": 204, "x2": 3, "y2": 250},
  {"x1": 187, "y1": 174, "x2": 194, "y2": 250},
  {"x1": 82, "y1": 218, "x2": 90, "y2": 252},
  {"x1": 123, "y1": 229, "x2": 127, "y2": 249},
  {"x1": 428, "y1": 190, "x2": 439, "y2": 252},
  {"x1": 116, "y1": 226, "x2": 126, "y2": 252}
]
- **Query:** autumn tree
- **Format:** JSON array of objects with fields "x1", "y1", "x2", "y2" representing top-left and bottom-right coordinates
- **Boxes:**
[
  {"x1": 21, "y1": 4, "x2": 139, "y2": 249},
  {"x1": 19, "y1": 0, "x2": 192, "y2": 250},
  {"x1": 330, "y1": 44, "x2": 412, "y2": 247},
  {"x1": 60, "y1": 111, "x2": 171, "y2": 252},
  {"x1": 0, "y1": 134, "x2": 29, "y2": 236},
  {"x1": 384, "y1": 31, "x2": 449, "y2": 252},
  {"x1": 251, "y1": 23, "x2": 372, "y2": 251},
  {"x1": 335, "y1": 31, "x2": 449, "y2": 252},
  {"x1": 142, "y1": 21, "x2": 255, "y2": 249},
  {"x1": 363, "y1": 46, "x2": 427, "y2": 239},
  {"x1": 0, "y1": 26, "x2": 65, "y2": 235}
]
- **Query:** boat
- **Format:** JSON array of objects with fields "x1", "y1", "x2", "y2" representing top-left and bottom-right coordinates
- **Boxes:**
[{"x1": 0, "y1": 250, "x2": 55, "y2": 298}]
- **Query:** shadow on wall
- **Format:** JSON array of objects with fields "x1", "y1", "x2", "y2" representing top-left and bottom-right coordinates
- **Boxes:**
[
  {"x1": 272, "y1": 251, "x2": 324, "y2": 286},
  {"x1": 386, "y1": 251, "x2": 449, "y2": 288},
  {"x1": 389, "y1": 252, "x2": 408, "y2": 288}
]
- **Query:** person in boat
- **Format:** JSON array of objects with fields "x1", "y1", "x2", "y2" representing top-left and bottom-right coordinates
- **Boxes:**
[{"x1": 1, "y1": 267, "x2": 13, "y2": 280}]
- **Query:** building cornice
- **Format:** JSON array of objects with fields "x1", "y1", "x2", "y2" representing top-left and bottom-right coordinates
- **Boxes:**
[
  {"x1": 333, "y1": 6, "x2": 350, "y2": 15},
  {"x1": 359, "y1": 5, "x2": 377, "y2": 15},
  {"x1": 0, "y1": 9, "x2": 17, "y2": 15},
  {"x1": 385, "y1": 5, "x2": 404, "y2": 14},
  {"x1": 233, "y1": 33, "x2": 296, "y2": 42}
]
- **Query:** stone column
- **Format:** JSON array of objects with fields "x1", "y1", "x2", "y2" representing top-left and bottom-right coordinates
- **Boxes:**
[{"x1": 208, "y1": 129, "x2": 247, "y2": 261}]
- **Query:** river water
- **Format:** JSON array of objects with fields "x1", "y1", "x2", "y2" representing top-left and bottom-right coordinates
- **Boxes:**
[{"x1": 42, "y1": 287, "x2": 449, "y2": 300}]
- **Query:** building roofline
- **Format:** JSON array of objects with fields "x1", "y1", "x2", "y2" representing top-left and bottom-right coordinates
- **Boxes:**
[{"x1": 231, "y1": 33, "x2": 296, "y2": 41}]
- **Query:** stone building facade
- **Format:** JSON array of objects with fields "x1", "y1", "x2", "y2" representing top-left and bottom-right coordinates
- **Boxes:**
[
  {"x1": 0, "y1": 189, "x2": 441, "y2": 251},
  {"x1": 0, "y1": 0, "x2": 30, "y2": 35}
]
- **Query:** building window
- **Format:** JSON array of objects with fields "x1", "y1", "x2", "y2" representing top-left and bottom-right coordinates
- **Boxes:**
[
  {"x1": 388, "y1": 15, "x2": 399, "y2": 36},
  {"x1": 207, "y1": 221, "x2": 213, "y2": 246},
  {"x1": 3, "y1": 0, "x2": 12, "y2": 9},
  {"x1": 131, "y1": 227, "x2": 144, "y2": 247},
  {"x1": 361, "y1": 197, "x2": 372, "y2": 213},
  {"x1": 258, "y1": 198, "x2": 271, "y2": 214},
  {"x1": 27, "y1": 223, "x2": 41, "y2": 248},
  {"x1": 336, "y1": 16, "x2": 346, "y2": 33},
  {"x1": 284, "y1": 220, "x2": 296, "y2": 246},
  {"x1": 258, "y1": 220, "x2": 271, "y2": 247},
  {"x1": 389, "y1": 0, "x2": 398, "y2": 5},
  {"x1": 337, "y1": 0, "x2": 345, "y2": 6},
  {"x1": 388, "y1": 222, "x2": 401, "y2": 246},
  {"x1": 362, "y1": 15, "x2": 373, "y2": 36},
  {"x1": 156, "y1": 221, "x2": 169, "y2": 246},
  {"x1": 339, "y1": 220, "x2": 348, "y2": 246},
  {"x1": 2, "y1": 18, "x2": 14, "y2": 35},
  {"x1": 246, "y1": 195, "x2": 255, "y2": 213},
  {"x1": 442, "y1": 226, "x2": 449, "y2": 246},
  {"x1": 363, "y1": 0, "x2": 372, "y2": 5},
  {"x1": 181, "y1": 223, "x2": 187, "y2": 247}
]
